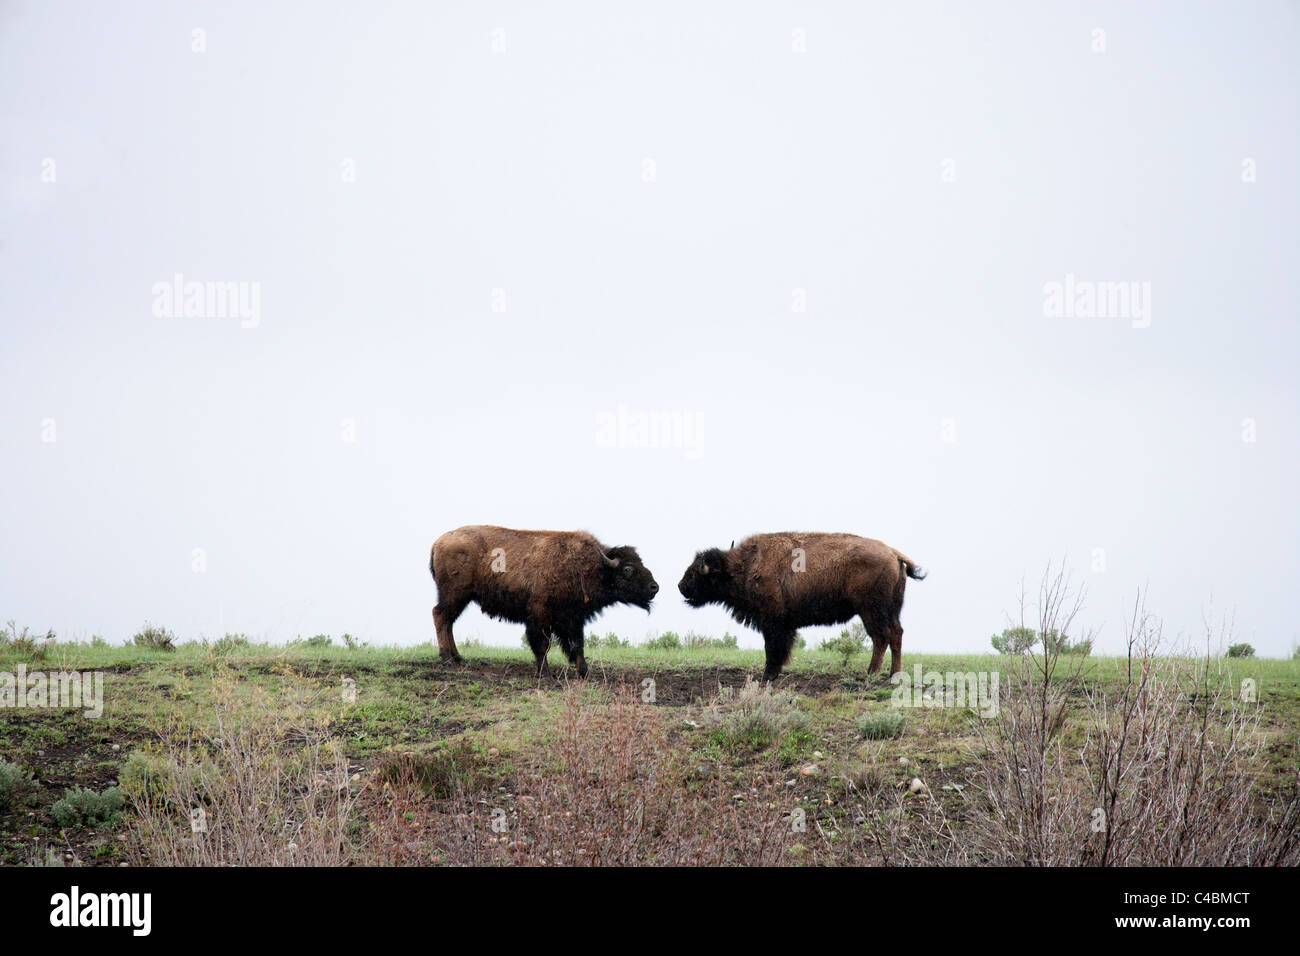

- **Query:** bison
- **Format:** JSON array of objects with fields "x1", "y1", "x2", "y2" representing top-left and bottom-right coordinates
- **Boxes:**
[
  {"x1": 430, "y1": 525, "x2": 659, "y2": 677},
  {"x1": 677, "y1": 532, "x2": 926, "y2": 680}
]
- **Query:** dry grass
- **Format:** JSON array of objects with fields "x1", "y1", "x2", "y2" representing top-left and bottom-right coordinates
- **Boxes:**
[
  {"x1": 364, "y1": 684, "x2": 796, "y2": 865},
  {"x1": 123, "y1": 669, "x2": 359, "y2": 866}
]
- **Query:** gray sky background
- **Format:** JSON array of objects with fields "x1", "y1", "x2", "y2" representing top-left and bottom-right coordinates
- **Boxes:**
[{"x1": 2, "y1": 1, "x2": 1296, "y2": 655}]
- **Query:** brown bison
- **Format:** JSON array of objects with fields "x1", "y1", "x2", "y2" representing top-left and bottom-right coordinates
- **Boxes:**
[
  {"x1": 430, "y1": 525, "x2": 659, "y2": 676},
  {"x1": 677, "y1": 532, "x2": 926, "y2": 680}
]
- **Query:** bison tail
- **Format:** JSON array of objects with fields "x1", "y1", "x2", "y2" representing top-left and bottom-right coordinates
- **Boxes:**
[
  {"x1": 429, "y1": 546, "x2": 437, "y2": 580},
  {"x1": 896, "y1": 551, "x2": 927, "y2": 581}
]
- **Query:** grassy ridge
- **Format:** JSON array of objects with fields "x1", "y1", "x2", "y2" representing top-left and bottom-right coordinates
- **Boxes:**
[{"x1": 2, "y1": 639, "x2": 1297, "y2": 866}]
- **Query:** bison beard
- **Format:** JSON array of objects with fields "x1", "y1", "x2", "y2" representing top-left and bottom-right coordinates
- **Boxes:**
[
  {"x1": 677, "y1": 532, "x2": 926, "y2": 680},
  {"x1": 430, "y1": 525, "x2": 659, "y2": 677}
]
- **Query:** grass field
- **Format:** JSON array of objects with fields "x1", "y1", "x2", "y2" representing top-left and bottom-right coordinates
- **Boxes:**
[{"x1": 2, "y1": 636, "x2": 1297, "y2": 866}]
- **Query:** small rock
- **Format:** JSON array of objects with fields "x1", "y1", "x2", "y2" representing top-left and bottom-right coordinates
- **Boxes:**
[
  {"x1": 799, "y1": 763, "x2": 819, "y2": 777},
  {"x1": 898, "y1": 757, "x2": 909, "y2": 766},
  {"x1": 111, "y1": 744, "x2": 120, "y2": 751},
  {"x1": 812, "y1": 750, "x2": 824, "y2": 759},
  {"x1": 487, "y1": 747, "x2": 500, "y2": 757},
  {"x1": 908, "y1": 777, "x2": 925, "y2": 794}
]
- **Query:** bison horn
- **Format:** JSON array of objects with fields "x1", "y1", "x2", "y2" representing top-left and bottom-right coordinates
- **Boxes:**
[{"x1": 599, "y1": 549, "x2": 620, "y2": 569}]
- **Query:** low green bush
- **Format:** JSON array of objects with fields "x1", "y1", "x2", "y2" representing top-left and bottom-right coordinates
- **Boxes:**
[
  {"x1": 0, "y1": 759, "x2": 35, "y2": 813},
  {"x1": 859, "y1": 710, "x2": 907, "y2": 740},
  {"x1": 50, "y1": 787, "x2": 125, "y2": 828}
]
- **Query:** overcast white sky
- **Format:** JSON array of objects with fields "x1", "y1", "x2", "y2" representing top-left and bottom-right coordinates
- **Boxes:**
[{"x1": 2, "y1": 1, "x2": 1296, "y2": 656}]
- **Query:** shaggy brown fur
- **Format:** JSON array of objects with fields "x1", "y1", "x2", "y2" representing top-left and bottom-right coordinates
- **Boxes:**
[
  {"x1": 677, "y1": 532, "x2": 926, "y2": 680},
  {"x1": 430, "y1": 525, "x2": 658, "y2": 676}
]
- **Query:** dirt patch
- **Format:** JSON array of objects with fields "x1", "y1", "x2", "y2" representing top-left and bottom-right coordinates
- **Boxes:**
[
  {"x1": 395, "y1": 657, "x2": 893, "y2": 707},
  {"x1": 0, "y1": 717, "x2": 143, "y2": 867}
]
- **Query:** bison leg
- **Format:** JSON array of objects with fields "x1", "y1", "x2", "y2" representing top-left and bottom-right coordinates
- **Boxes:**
[
  {"x1": 525, "y1": 624, "x2": 551, "y2": 676},
  {"x1": 572, "y1": 631, "x2": 588, "y2": 679},
  {"x1": 866, "y1": 637, "x2": 887, "y2": 675},
  {"x1": 859, "y1": 611, "x2": 890, "y2": 677},
  {"x1": 761, "y1": 629, "x2": 796, "y2": 681},
  {"x1": 886, "y1": 619, "x2": 904, "y2": 676},
  {"x1": 555, "y1": 624, "x2": 589, "y2": 678},
  {"x1": 433, "y1": 597, "x2": 469, "y2": 663}
]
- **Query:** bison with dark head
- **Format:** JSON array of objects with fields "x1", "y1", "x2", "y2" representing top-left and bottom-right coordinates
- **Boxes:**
[
  {"x1": 431, "y1": 525, "x2": 658, "y2": 676},
  {"x1": 678, "y1": 532, "x2": 925, "y2": 680}
]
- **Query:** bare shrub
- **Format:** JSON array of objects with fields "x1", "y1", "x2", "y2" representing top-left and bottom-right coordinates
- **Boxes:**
[
  {"x1": 124, "y1": 668, "x2": 359, "y2": 865},
  {"x1": 966, "y1": 563, "x2": 1090, "y2": 864},
  {"x1": 513, "y1": 686, "x2": 795, "y2": 865},
  {"x1": 377, "y1": 685, "x2": 795, "y2": 866},
  {"x1": 969, "y1": 568, "x2": 1300, "y2": 866}
]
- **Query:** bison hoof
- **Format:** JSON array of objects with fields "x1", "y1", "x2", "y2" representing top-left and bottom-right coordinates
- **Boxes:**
[
  {"x1": 439, "y1": 652, "x2": 463, "y2": 665},
  {"x1": 762, "y1": 669, "x2": 781, "y2": 682}
]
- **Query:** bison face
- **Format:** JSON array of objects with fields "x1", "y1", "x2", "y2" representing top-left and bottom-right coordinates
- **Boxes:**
[
  {"x1": 602, "y1": 546, "x2": 659, "y2": 610},
  {"x1": 677, "y1": 548, "x2": 729, "y2": 608}
]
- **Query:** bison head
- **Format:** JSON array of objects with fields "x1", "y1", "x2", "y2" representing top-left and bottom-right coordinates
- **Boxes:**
[
  {"x1": 677, "y1": 547, "x2": 729, "y2": 608},
  {"x1": 599, "y1": 545, "x2": 659, "y2": 610}
]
